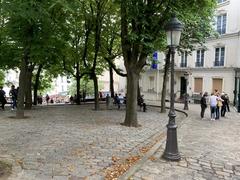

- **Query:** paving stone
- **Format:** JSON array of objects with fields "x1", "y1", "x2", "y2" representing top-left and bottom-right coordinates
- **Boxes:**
[
  {"x1": 215, "y1": 171, "x2": 231, "y2": 177},
  {"x1": 1, "y1": 103, "x2": 240, "y2": 179}
]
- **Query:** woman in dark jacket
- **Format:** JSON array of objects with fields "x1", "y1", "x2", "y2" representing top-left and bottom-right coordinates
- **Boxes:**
[
  {"x1": 200, "y1": 92, "x2": 208, "y2": 119},
  {"x1": 0, "y1": 86, "x2": 7, "y2": 110}
]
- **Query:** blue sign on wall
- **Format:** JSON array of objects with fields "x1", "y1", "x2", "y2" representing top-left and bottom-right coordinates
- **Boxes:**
[{"x1": 151, "y1": 51, "x2": 158, "y2": 69}]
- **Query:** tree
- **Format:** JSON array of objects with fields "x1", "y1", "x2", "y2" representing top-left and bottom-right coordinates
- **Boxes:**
[
  {"x1": 2, "y1": 0, "x2": 69, "y2": 117},
  {"x1": 119, "y1": 0, "x2": 216, "y2": 127},
  {"x1": 100, "y1": 5, "x2": 126, "y2": 98},
  {"x1": 0, "y1": 70, "x2": 4, "y2": 86}
]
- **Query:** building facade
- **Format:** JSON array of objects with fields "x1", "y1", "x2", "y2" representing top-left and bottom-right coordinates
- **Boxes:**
[{"x1": 141, "y1": 0, "x2": 240, "y2": 110}]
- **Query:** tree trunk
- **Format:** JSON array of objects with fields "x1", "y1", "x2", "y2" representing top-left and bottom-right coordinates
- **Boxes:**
[
  {"x1": 16, "y1": 53, "x2": 28, "y2": 118},
  {"x1": 76, "y1": 62, "x2": 81, "y2": 105},
  {"x1": 92, "y1": 73, "x2": 99, "y2": 110},
  {"x1": 161, "y1": 50, "x2": 171, "y2": 113},
  {"x1": 137, "y1": 81, "x2": 141, "y2": 100},
  {"x1": 33, "y1": 64, "x2": 43, "y2": 105},
  {"x1": 122, "y1": 69, "x2": 139, "y2": 127},
  {"x1": 109, "y1": 66, "x2": 114, "y2": 98},
  {"x1": 25, "y1": 68, "x2": 33, "y2": 110}
]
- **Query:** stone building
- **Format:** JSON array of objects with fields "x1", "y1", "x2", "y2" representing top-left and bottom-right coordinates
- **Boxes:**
[{"x1": 140, "y1": 0, "x2": 240, "y2": 110}]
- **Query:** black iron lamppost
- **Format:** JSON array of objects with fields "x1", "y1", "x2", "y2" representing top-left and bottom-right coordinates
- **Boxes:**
[
  {"x1": 162, "y1": 15, "x2": 183, "y2": 161},
  {"x1": 183, "y1": 72, "x2": 189, "y2": 110}
]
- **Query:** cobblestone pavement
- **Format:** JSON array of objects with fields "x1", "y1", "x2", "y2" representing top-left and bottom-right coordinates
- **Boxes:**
[
  {"x1": 132, "y1": 103, "x2": 240, "y2": 180},
  {"x1": 0, "y1": 104, "x2": 185, "y2": 180}
]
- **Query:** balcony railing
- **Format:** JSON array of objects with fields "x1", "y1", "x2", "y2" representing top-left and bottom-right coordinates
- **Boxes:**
[
  {"x1": 214, "y1": 61, "x2": 224, "y2": 66},
  {"x1": 195, "y1": 61, "x2": 204, "y2": 67},
  {"x1": 180, "y1": 62, "x2": 187, "y2": 67}
]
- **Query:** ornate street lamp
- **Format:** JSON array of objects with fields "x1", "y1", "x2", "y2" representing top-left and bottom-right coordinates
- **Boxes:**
[{"x1": 162, "y1": 15, "x2": 183, "y2": 161}]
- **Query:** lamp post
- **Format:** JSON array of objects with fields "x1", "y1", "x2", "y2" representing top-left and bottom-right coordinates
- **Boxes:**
[
  {"x1": 162, "y1": 15, "x2": 183, "y2": 161},
  {"x1": 183, "y1": 72, "x2": 189, "y2": 110}
]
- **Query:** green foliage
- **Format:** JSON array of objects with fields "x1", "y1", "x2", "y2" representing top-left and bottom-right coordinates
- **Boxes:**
[
  {"x1": 32, "y1": 71, "x2": 53, "y2": 94},
  {"x1": 68, "y1": 77, "x2": 104, "y2": 97},
  {"x1": 0, "y1": 70, "x2": 5, "y2": 86},
  {"x1": 118, "y1": 0, "x2": 216, "y2": 56}
]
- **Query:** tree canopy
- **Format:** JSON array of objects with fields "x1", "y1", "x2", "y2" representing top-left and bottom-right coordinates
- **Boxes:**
[{"x1": 0, "y1": 0, "x2": 216, "y2": 122}]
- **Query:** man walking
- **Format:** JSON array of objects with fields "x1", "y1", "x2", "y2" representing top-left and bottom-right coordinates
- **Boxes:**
[{"x1": 9, "y1": 85, "x2": 18, "y2": 110}]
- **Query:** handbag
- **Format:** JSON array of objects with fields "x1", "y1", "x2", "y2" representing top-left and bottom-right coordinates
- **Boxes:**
[{"x1": 217, "y1": 100, "x2": 222, "y2": 107}]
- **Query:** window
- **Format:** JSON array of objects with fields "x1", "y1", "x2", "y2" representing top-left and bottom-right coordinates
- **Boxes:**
[
  {"x1": 217, "y1": 0, "x2": 226, "y2": 3},
  {"x1": 194, "y1": 78, "x2": 203, "y2": 93},
  {"x1": 217, "y1": 14, "x2": 226, "y2": 34},
  {"x1": 180, "y1": 52, "x2": 187, "y2": 67},
  {"x1": 149, "y1": 76, "x2": 154, "y2": 92},
  {"x1": 196, "y1": 50, "x2": 204, "y2": 67},
  {"x1": 214, "y1": 47, "x2": 225, "y2": 66}
]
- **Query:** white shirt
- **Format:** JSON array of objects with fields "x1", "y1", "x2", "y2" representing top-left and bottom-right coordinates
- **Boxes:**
[{"x1": 210, "y1": 95, "x2": 217, "y2": 107}]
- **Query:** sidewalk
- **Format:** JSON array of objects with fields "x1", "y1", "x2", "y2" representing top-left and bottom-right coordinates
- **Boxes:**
[
  {"x1": 0, "y1": 104, "x2": 185, "y2": 179},
  {"x1": 131, "y1": 102, "x2": 240, "y2": 180}
]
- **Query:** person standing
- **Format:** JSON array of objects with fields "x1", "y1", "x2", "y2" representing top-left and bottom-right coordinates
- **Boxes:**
[
  {"x1": 46, "y1": 94, "x2": 50, "y2": 105},
  {"x1": 0, "y1": 86, "x2": 7, "y2": 110},
  {"x1": 114, "y1": 94, "x2": 120, "y2": 109},
  {"x1": 209, "y1": 93, "x2": 217, "y2": 121},
  {"x1": 106, "y1": 94, "x2": 111, "y2": 110},
  {"x1": 200, "y1": 92, "x2": 208, "y2": 119},
  {"x1": 221, "y1": 93, "x2": 227, "y2": 117},
  {"x1": 216, "y1": 93, "x2": 224, "y2": 120},
  {"x1": 9, "y1": 85, "x2": 18, "y2": 110},
  {"x1": 225, "y1": 93, "x2": 230, "y2": 112}
]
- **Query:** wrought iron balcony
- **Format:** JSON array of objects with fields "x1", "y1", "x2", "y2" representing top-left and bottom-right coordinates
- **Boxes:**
[
  {"x1": 180, "y1": 62, "x2": 187, "y2": 67},
  {"x1": 195, "y1": 61, "x2": 204, "y2": 67},
  {"x1": 214, "y1": 61, "x2": 224, "y2": 66}
]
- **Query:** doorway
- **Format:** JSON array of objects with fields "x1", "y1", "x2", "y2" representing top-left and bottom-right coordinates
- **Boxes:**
[{"x1": 180, "y1": 77, "x2": 187, "y2": 99}]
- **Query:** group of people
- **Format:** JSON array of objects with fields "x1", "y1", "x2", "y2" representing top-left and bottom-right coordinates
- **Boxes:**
[
  {"x1": 0, "y1": 85, "x2": 18, "y2": 110},
  {"x1": 200, "y1": 89, "x2": 230, "y2": 121},
  {"x1": 110, "y1": 93, "x2": 146, "y2": 112}
]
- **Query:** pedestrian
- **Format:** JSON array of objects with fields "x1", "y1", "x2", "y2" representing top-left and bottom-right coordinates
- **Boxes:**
[
  {"x1": 37, "y1": 93, "x2": 43, "y2": 104},
  {"x1": 106, "y1": 94, "x2": 111, "y2": 109},
  {"x1": 216, "y1": 93, "x2": 224, "y2": 120},
  {"x1": 9, "y1": 85, "x2": 18, "y2": 110},
  {"x1": 209, "y1": 92, "x2": 217, "y2": 121},
  {"x1": 138, "y1": 95, "x2": 147, "y2": 112},
  {"x1": 200, "y1": 92, "x2": 208, "y2": 119},
  {"x1": 114, "y1": 94, "x2": 120, "y2": 109},
  {"x1": 69, "y1": 96, "x2": 74, "y2": 104},
  {"x1": 221, "y1": 93, "x2": 227, "y2": 117},
  {"x1": 0, "y1": 86, "x2": 7, "y2": 110},
  {"x1": 225, "y1": 93, "x2": 230, "y2": 112},
  {"x1": 46, "y1": 94, "x2": 50, "y2": 105}
]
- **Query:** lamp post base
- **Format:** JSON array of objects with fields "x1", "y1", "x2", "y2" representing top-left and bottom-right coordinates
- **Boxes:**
[
  {"x1": 162, "y1": 151, "x2": 181, "y2": 161},
  {"x1": 162, "y1": 124, "x2": 181, "y2": 161}
]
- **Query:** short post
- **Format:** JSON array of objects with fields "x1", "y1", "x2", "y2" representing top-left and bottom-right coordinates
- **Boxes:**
[{"x1": 183, "y1": 93, "x2": 189, "y2": 110}]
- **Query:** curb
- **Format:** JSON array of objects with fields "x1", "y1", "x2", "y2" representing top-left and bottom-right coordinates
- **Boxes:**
[{"x1": 118, "y1": 106, "x2": 188, "y2": 180}]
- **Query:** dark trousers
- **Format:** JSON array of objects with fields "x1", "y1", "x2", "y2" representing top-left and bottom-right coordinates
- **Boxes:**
[
  {"x1": 139, "y1": 103, "x2": 147, "y2": 112},
  {"x1": 200, "y1": 105, "x2": 206, "y2": 118},
  {"x1": 12, "y1": 97, "x2": 17, "y2": 109},
  {"x1": 1, "y1": 102, "x2": 5, "y2": 110},
  {"x1": 210, "y1": 106, "x2": 216, "y2": 119},
  {"x1": 226, "y1": 103, "x2": 230, "y2": 112},
  {"x1": 221, "y1": 105, "x2": 226, "y2": 117},
  {"x1": 216, "y1": 106, "x2": 220, "y2": 119}
]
